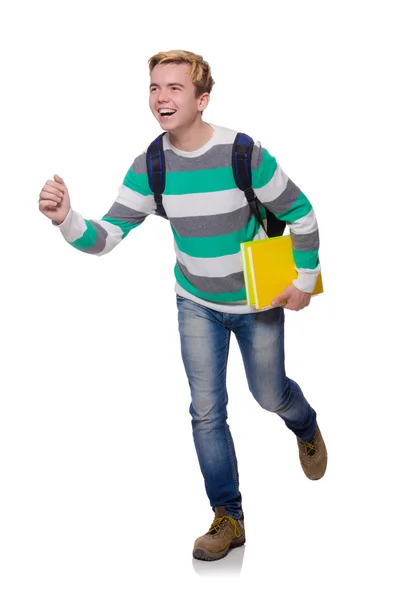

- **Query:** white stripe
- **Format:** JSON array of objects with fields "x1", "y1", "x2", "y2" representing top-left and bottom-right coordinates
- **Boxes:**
[
  {"x1": 253, "y1": 226, "x2": 269, "y2": 242},
  {"x1": 254, "y1": 164, "x2": 289, "y2": 204},
  {"x1": 117, "y1": 184, "x2": 156, "y2": 214},
  {"x1": 175, "y1": 282, "x2": 259, "y2": 313},
  {"x1": 288, "y1": 209, "x2": 318, "y2": 235},
  {"x1": 58, "y1": 209, "x2": 87, "y2": 243},
  {"x1": 92, "y1": 219, "x2": 124, "y2": 256},
  {"x1": 163, "y1": 187, "x2": 249, "y2": 218},
  {"x1": 175, "y1": 242, "x2": 243, "y2": 278},
  {"x1": 208, "y1": 124, "x2": 238, "y2": 144},
  {"x1": 294, "y1": 265, "x2": 321, "y2": 293},
  {"x1": 163, "y1": 124, "x2": 238, "y2": 157}
]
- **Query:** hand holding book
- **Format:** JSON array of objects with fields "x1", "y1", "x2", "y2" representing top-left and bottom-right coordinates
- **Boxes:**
[
  {"x1": 271, "y1": 284, "x2": 312, "y2": 311},
  {"x1": 240, "y1": 235, "x2": 323, "y2": 311}
]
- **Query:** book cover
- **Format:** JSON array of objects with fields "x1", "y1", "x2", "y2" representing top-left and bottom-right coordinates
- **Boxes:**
[{"x1": 242, "y1": 235, "x2": 323, "y2": 309}]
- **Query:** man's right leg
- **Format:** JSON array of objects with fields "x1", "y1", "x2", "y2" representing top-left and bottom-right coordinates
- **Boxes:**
[{"x1": 176, "y1": 295, "x2": 242, "y2": 519}]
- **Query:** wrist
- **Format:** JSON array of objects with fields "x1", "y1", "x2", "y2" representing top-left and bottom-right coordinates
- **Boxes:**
[
  {"x1": 293, "y1": 271, "x2": 320, "y2": 294},
  {"x1": 52, "y1": 207, "x2": 72, "y2": 229}
]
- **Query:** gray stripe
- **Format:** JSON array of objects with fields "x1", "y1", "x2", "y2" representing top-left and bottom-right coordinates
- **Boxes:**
[
  {"x1": 104, "y1": 201, "x2": 148, "y2": 223},
  {"x1": 263, "y1": 178, "x2": 300, "y2": 213},
  {"x1": 83, "y1": 221, "x2": 108, "y2": 254},
  {"x1": 250, "y1": 145, "x2": 262, "y2": 170},
  {"x1": 172, "y1": 204, "x2": 252, "y2": 238},
  {"x1": 177, "y1": 261, "x2": 245, "y2": 294},
  {"x1": 132, "y1": 153, "x2": 147, "y2": 175},
  {"x1": 252, "y1": 145, "x2": 265, "y2": 169},
  {"x1": 132, "y1": 144, "x2": 262, "y2": 174},
  {"x1": 290, "y1": 229, "x2": 320, "y2": 252}
]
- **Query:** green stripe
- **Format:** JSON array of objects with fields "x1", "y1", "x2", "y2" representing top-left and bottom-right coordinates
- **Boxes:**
[
  {"x1": 125, "y1": 149, "x2": 278, "y2": 196},
  {"x1": 124, "y1": 166, "x2": 237, "y2": 196},
  {"x1": 166, "y1": 167, "x2": 236, "y2": 195},
  {"x1": 123, "y1": 170, "x2": 152, "y2": 196},
  {"x1": 252, "y1": 149, "x2": 277, "y2": 188},
  {"x1": 173, "y1": 216, "x2": 260, "y2": 258},
  {"x1": 125, "y1": 152, "x2": 278, "y2": 196},
  {"x1": 102, "y1": 217, "x2": 142, "y2": 239},
  {"x1": 275, "y1": 191, "x2": 312, "y2": 222},
  {"x1": 68, "y1": 220, "x2": 97, "y2": 250},
  {"x1": 292, "y1": 248, "x2": 319, "y2": 269},
  {"x1": 175, "y1": 265, "x2": 247, "y2": 303}
]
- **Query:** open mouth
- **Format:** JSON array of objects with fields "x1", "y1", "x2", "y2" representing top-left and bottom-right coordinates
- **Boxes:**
[{"x1": 158, "y1": 109, "x2": 177, "y2": 119}]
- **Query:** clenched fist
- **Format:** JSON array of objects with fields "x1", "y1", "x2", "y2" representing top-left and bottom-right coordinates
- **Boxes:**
[{"x1": 38, "y1": 174, "x2": 71, "y2": 225}]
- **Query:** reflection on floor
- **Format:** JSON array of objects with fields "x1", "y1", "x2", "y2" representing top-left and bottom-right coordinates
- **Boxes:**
[{"x1": 192, "y1": 545, "x2": 245, "y2": 577}]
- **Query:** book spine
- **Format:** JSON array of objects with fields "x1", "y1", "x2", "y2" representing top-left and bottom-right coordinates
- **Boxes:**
[{"x1": 247, "y1": 247, "x2": 260, "y2": 309}]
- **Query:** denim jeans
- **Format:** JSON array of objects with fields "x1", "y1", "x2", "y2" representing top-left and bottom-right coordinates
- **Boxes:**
[{"x1": 176, "y1": 295, "x2": 317, "y2": 519}]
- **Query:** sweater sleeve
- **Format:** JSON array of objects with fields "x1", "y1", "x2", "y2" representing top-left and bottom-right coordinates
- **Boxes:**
[
  {"x1": 251, "y1": 142, "x2": 321, "y2": 293},
  {"x1": 55, "y1": 152, "x2": 156, "y2": 256}
]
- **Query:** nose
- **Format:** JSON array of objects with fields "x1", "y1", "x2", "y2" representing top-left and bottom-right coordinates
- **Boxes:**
[{"x1": 158, "y1": 87, "x2": 170, "y2": 103}]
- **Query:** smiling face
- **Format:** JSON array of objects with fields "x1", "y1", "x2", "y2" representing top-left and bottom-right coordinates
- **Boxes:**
[{"x1": 149, "y1": 63, "x2": 209, "y2": 133}]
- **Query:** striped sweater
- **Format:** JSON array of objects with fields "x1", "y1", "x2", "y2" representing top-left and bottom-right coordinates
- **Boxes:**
[{"x1": 57, "y1": 124, "x2": 321, "y2": 314}]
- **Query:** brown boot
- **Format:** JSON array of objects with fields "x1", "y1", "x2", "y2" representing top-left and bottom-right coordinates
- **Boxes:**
[
  {"x1": 193, "y1": 506, "x2": 245, "y2": 561},
  {"x1": 297, "y1": 423, "x2": 327, "y2": 480}
]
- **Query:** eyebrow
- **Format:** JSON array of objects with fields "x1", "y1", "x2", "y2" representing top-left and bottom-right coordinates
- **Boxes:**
[{"x1": 149, "y1": 82, "x2": 185, "y2": 88}]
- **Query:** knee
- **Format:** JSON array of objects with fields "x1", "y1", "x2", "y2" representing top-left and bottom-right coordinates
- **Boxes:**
[
  {"x1": 190, "y1": 400, "x2": 227, "y2": 429},
  {"x1": 252, "y1": 382, "x2": 291, "y2": 414}
]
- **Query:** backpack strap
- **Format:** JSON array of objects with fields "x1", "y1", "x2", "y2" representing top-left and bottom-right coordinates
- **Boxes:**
[
  {"x1": 146, "y1": 132, "x2": 167, "y2": 218},
  {"x1": 232, "y1": 132, "x2": 286, "y2": 238}
]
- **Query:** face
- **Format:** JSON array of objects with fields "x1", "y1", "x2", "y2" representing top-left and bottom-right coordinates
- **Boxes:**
[{"x1": 149, "y1": 63, "x2": 209, "y2": 133}]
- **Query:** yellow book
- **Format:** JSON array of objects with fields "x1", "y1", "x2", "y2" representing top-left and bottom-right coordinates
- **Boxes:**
[
  {"x1": 240, "y1": 239, "x2": 256, "y2": 306},
  {"x1": 241, "y1": 235, "x2": 324, "y2": 310}
]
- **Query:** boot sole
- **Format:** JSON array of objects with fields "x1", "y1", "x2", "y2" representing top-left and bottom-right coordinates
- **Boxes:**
[
  {"x1": 193, "y1": 534, "x2": 246, "y2": 561},
  {"x1": 302, "y1": 454, "x2": 328, "y2": 480}
]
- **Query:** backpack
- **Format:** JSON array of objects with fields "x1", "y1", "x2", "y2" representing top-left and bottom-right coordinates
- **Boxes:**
[{"x1": 146, "y1": 132, "x2": 286, "y2": 238}]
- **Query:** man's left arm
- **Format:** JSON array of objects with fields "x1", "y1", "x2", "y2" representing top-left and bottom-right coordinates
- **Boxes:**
[{"x1": 252, "y1": 143, "x2": 321, "y2": 311}]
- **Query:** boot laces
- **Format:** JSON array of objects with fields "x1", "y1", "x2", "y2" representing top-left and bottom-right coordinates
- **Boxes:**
[
  {"x1": 302, "y1": 439, "x2": 316, "y2": 456},
  {"x1": 208, "y1": 515, "x2": 241, "y2": 537}
]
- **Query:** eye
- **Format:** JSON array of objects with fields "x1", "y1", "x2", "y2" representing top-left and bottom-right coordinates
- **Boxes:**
[{"x1": 171, "y1": 86, "x2": 180, "y2": 91}]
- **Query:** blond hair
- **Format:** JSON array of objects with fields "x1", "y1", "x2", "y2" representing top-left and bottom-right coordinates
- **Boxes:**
[{"x1": 148, "y1": 50, "x2": 215, "y2": 97}]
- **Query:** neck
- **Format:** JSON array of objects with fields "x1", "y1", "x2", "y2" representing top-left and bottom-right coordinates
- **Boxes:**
[{"x1": 168, "y1": 119, "x2": 213, "y2": 152}]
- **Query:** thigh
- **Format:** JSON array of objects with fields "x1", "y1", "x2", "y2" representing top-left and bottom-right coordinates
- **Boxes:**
[
  {"x1": 233, "y1": 307, "x2": 287, "y2": 408},
  {"x1": 176, "y1": 296, "x2": 231, "y2": 417}
]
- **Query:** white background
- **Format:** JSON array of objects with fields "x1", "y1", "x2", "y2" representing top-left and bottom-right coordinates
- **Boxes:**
[{"x1": 1, "y1": 0, "x2": 396, "y2": 598}]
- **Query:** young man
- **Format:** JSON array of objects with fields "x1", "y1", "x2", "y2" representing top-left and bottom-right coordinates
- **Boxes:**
[{"x1": 38, "y1": 50, "x2": 327, "y2": 562}]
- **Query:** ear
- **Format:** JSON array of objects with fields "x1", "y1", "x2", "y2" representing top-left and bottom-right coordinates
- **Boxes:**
[{"x1": 197, "y1": 93, "x2": 210, "y2": 113}]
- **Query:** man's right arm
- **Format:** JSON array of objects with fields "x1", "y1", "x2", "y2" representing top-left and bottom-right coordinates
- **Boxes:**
[{"x1": 39, "y1": 156, "x2": 156, "y2": 256}]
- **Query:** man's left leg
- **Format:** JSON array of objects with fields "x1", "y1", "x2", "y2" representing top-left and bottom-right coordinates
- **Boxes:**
[{"x1": 233, "y1": 307, "x2": 327, "y2": 480}]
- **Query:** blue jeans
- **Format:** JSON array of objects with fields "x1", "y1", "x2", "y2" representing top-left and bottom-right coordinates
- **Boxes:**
[{"x1": 176, "y1": 295, "x2": 317, "y2": 519}]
